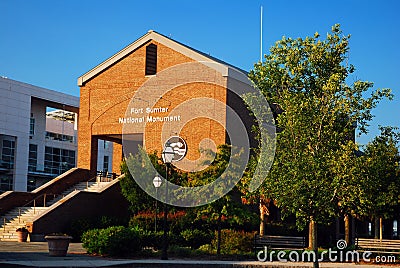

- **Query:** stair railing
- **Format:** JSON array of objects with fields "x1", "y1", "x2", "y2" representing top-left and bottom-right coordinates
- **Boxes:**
[
  {"x1": 19, "y1": 193, "x2": 53, "y2": 217},
  {"x1": 85, "y1": 174, "x2": 98, "y2": 190},
  {"x1": 84, "y1": 171, "x2": 118, "y2": 191},
  {"x1": 3, "y1": 217, "x2": 6, "y2": 231}
]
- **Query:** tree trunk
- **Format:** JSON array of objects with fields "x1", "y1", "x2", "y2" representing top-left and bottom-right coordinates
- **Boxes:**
[
  {"x1": 374, "y1": 217, "x2": 379, "y2": 239},
  {"x1": 217, "y1": 213, "x2": 222, "y2": 255},
  {"x1": 259, "y1": 198, "x2": 269, "y2": 236},
  {"x1": 260, "y1": 200, "x2": 265, "y2": 236},
  {"x1": 344, "y1": 214, "x2": 350, "y2": 245},
  {"x1": 310, "y1": 218, "x2": 319, "y2": 268},
  {"x1": 309, "y1": 221, "x2": 312, "y2": 249},
  {"x1": 260, "y1": 208, "x2": 265, "y2": 236}
]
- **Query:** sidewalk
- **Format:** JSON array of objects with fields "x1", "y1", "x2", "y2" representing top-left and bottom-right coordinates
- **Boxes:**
[{"x1": 0, "y1": 242, "x2": 396, "y2": 267}]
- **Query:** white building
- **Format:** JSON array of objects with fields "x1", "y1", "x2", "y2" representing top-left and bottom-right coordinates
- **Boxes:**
[{"x1": 0, "y1": 77, "x2": 112, "y2": 192}]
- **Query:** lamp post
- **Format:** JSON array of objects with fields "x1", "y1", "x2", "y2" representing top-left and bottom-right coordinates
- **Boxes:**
[
  {"x1": 153, "y1": 175, "x2": 162, "y2": 232},
  {"x1": 161, "y1": 144, "x2": 174, "y2": 260}
]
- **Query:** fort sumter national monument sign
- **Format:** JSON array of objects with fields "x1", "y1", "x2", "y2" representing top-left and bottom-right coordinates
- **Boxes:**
[{"x1": 119, "y1": 106, "x2": 181, "y2": 124}]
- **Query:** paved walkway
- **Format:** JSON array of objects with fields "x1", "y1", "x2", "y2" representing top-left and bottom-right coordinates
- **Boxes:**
[{"x1": 0, "y1": 242, "x2": 397, "y2": 267}]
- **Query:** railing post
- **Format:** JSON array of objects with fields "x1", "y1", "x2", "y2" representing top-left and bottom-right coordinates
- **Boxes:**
[
  {"x1": 33, "y1": 199, "x2": 36, "y2": 214},
  {"x1": 18, "y1": 208, "x2": 21, "y2": 223}
]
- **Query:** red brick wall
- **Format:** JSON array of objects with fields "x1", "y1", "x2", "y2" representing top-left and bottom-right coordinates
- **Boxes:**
[{"x1": 78, "y1": 41, "x2": 228, "y2": 172}]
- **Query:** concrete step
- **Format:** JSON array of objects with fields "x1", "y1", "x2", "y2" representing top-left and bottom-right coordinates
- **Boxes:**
[{"x1": 0, "y1": 179, "x2": 115, "y2": 241}]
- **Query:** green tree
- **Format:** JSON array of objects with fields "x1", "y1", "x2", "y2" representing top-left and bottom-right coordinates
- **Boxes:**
[
  {"x1": 359, "y1": 126, "x2": 400, "y2": 238},
  {"x1": 187, "y1": 145, "x2": 254, "y2": 255},
  {"x1": 249, "y1": 24, "x2": 392, "y2": 267},
  {"x1": 120, "y1": 147, "x2": 165, "y2": 214}
]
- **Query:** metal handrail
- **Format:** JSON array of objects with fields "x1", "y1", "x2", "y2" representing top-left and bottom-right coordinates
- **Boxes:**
[
  {"x1": 3, "y1": 217, "x2": 6, "y2": 231},
  {"x1": 84, "y1": 171, "x2": 117, "y2": 190},
  {"x1": 0, "y1": 173, "x2": 119, "y2": 232}
]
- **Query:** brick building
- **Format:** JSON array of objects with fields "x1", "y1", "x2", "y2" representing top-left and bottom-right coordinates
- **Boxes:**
[{"x1": 77, "y1": 30, "x2": 255, "y2": 173}]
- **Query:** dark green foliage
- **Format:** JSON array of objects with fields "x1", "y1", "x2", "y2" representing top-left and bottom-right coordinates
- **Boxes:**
[
  {"x1": 180, "y1": 229, "x2": 213, "y2": 249},
  {"x1": 358, "y1": 126, "x2": 400, "y2": 219},
  {"x1": 210, "y1": 229, "x2": 254, "y2": 254},
  {"x1": 69, "y1": 216, "x2": 128, "y2": 242},
  {"x1": 81, "y1": 226, "x2": 141, "y2": 256},
  {"x1": 139, "y1": 230, "x2": 163, "y2": 249},
  {"x1": 119, "y1": 153, "x2": 157, "y2": 214}
]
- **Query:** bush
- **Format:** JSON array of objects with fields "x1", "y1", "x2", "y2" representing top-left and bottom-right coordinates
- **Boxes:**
[
  {"x1": 211, "y1": 229, "x2": 254, "y2": 254},
  {"x1": 180, "y1": 229, "x2": 212, "y2": 249},
  {"x1": 140, "y1": 230, "x2": 163, "y2": 249},
  {"x1": 82, "y1": 226, "x2": 141, "y2": 256},
  {"x1": 69, "y1": 216, "x2": 128, "y2": 242},
  {"x1": 129, "y1": 210, "x2": 191, "y2": 234}
]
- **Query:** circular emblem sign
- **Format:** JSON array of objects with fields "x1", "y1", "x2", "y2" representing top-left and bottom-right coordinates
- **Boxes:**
[{"x1": 165, "y1": 136, "x2": 187, "y2": 162}]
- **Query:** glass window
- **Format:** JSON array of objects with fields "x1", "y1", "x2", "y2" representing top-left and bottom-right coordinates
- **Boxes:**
[
  {"x1": 30, "y1": 117, "x2": 35, "y2": 135},
  {"x1": 0, "y1": 176, "x2": 13, "y2": 193},
  {"x1": 28, "y1": 144, "x2": 38, "y2": 172},
  {"x1": 44, "y1": 146, "x2": 76, "y2": 175},
  {"x1": 2, "y1": 139, "x2": 15, "y2": 169},
  {"x1": 45, "y1": 131, "x2": 74, "y2": 143},
  {"x1": 103, "y1": 155, "x2": 109, "y2": 173}
]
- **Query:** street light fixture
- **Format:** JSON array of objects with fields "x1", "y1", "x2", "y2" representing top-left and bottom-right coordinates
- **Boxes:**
[
  {"x1": 161, "y1": 144, "x2": 174, "y2": 260},
  {"x1": 153, "y1": 175, "x2": 162, "y2": 232}
]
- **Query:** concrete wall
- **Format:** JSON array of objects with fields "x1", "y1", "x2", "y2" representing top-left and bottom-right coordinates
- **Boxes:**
[
  {"x1": 29, "y1": 179, "x2": 129, "y2": 240},
  {"x1": 0, "y1": 168, "x2": 90, "y2": 215},
  {"x1": 0, "y1": 77, "x2": 79, "y2": 191}
]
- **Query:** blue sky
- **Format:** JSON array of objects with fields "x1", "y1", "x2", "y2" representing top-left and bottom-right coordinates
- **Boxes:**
[{"x1": 1, "y1": 0, "x2": 399, "y2": 145}]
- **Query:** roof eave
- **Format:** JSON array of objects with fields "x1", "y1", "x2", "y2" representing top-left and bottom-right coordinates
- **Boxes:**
[{"x1": 77, "y1": 30, "x2": 250, "y2": 87}]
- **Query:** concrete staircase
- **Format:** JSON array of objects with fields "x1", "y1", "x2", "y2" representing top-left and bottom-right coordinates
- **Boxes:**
[{"x1": 0, "y1": 181, "x2": 111, "y2": 241}]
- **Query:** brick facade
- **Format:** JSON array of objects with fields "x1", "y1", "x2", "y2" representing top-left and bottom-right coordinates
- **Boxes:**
[{"x1": 78, "y1": 37, "x2": 231, "y2": 173}]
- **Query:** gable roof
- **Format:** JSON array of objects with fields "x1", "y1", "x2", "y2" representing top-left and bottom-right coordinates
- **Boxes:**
[{"x1": 77, "y1": 30, "x2": 248, "y2": 86}]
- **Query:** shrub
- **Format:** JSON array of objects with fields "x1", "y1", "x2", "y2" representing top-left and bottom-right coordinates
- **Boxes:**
[
  {"x1": 69, "y1": 216, "x2": 128, "y2": 242},
  {"x1": 211, "y1": 229, "x2": 254, "y2": 254},
  {"x1": 129, "y1": 210, "x2": 190, "y2": 234},
  {"x1": 82, "y1": 226, "x2": 141, "y2": 256},
  {"x1": 140, "y1": 230, "x2": 163, "y2": 249},
  {"x1": 180, "y1": 229, "x2": 212, "y2": 249}
]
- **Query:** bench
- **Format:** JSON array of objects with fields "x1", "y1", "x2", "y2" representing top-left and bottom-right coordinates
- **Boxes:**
[
  {"x1": 254, "y1": 235, "x2": 306, "y2": 254},
  {"x1": 356, "y1": 238, "x2": 400, "y2": 255}
]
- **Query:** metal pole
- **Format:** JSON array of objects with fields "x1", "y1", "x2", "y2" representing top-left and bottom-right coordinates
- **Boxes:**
[
  {"x1": 260, "y1": 5, "x2": 263, "y2": 62},
  {"x1": 161, "y1": 164, "x2": 169, "y2": 260},
  {"x1": 155, "y1": 188, "x2": 158, "y2": 232}
]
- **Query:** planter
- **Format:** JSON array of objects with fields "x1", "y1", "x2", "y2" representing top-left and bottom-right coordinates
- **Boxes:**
[
  {"x1": 44, "y1": 235, "x2": 72, "y2": 257},
  {"x1": 16, "y1": 231, "x2": 29, "y2": 242}
]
